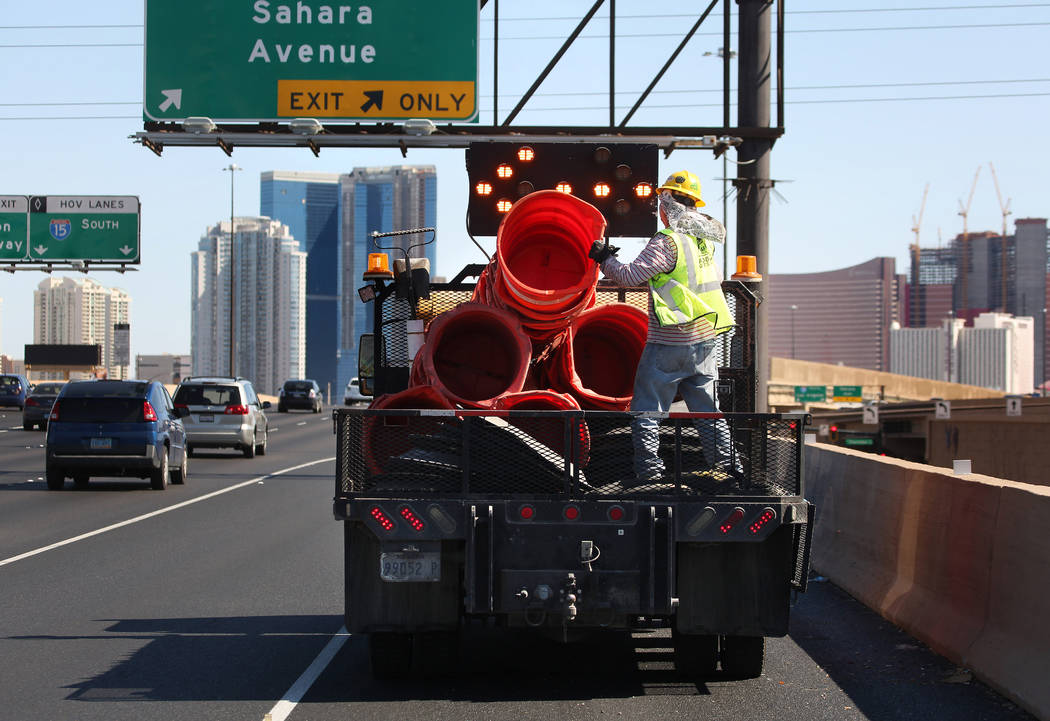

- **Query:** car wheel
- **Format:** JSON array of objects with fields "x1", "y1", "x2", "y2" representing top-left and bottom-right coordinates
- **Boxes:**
[
  {"x1": 278, "y1": 404, "x2": 286, "y2": 413},
  {"x1": 243, "y1": 432, "x2": 257, "y2": 458},
  {"x1": 720, "y1": 635, "x2": 764, "y2": 679},
  {"x1": 23, "y1": 420, "x2": 33, "y2": 431},
  {"x1": 46, "y1": 466, "x2": 65, "y2": 490},
  {"x1": 186, "y1": 444, "x2": 195, "y2": 458},
  {"x1": 150, "y1": 448, "x2": 169, "y2": 490},
  {"x1": 672, "y1": 628, "x2": 718, "y2": 678},
  {"x1": 256, "y1": 430, "x2": 267, "y2": 456},
  {"x1": 170, "y1": 451, "x2": 187, "y2": 485},
  {"x1": 73, "y1": 474, "x2": 90, "y2": 489}
]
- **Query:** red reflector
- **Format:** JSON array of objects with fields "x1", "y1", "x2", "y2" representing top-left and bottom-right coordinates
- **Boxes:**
[
  {"x1": 719, "y1": 507, "x2": 745, "y2": 534},
  {"x1": 143, "y1": 401, "x2": 158, "y2": 422},
  {"x1": 608, "y1": 505, "x2": 625, "y2": 522},
  {"x1": 519, "y1": 505, "x2": 535, "y2": 520},
  {"x1": 224, "y1": 404, "x2": 249, "y2": 415},
  {"x1": 748, "y1": 508, "x2": 777, "y2": 535},
  {"x1": 564, "y1": 505, "x2": 580, "y2": 521},
  {"x1": 370, "y1": 506, "x2": 395, "y2": 532},
  {"x1": 399, "y1": 506, "x2": 426, "y2": 532}
]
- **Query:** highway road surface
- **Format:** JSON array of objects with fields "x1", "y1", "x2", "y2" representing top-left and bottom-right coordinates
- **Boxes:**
[{"x1": 0, "y1": 407, "x2": 1034, "y2": 721}]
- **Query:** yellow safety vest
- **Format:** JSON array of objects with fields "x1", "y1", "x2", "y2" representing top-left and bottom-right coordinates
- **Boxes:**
[{"x1": 649, "y1": 229, "x2": 735, "y2": 333}]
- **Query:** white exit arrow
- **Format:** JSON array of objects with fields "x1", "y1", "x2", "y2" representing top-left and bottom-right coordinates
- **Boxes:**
[
  {"x1": 159, "y1": 89, "x2": 182, "y2": 112},
  {"x1": 34, "y1": 245, "x2": 47, "y2": 255},
  {"x1": 119, "y1": 245, "x2": 134, "y2": 256}
]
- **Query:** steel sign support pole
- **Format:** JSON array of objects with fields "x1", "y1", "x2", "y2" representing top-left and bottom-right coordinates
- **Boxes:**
[{"x1": 224, "y1": 163, "x2": 242, "y2": 377}]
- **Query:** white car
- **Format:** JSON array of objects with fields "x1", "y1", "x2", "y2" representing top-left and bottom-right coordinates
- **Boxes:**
[{"x1": 344, "y1": 377, "x2": 369, "y2": 405}]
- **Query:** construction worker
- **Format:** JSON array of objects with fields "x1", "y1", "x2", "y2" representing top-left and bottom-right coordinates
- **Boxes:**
[{"x1": 589, "y1": 170, "x2": 740, "y2": 484}]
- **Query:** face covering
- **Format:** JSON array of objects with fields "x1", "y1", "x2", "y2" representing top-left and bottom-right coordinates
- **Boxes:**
[{"x1": 660, "y1": 190, "x2": 725, "y2": 244}]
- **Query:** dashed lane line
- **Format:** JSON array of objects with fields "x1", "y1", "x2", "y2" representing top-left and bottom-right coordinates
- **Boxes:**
[
  {"x1": 0, "y1": 456, "x2": 335, "y2": 568},
  {"x1": 264, "y1": 625, "x2": 350, "y2": 721}
]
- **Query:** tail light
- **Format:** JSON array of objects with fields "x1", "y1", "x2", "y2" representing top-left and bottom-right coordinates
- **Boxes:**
[
  {"x1": 369, "y1": 506, "x2": 396, "y2": 532},
  {"x1": 563, "y1": 505, "x2": 581, "y2": 521},
  {"x1": 749, "y1": 508, "x2": 777, "y2": 535},
  {"x1": 719, "y1": 507, "x2": 745, "y2": 534},
  {"x1": 25, "y1": 397, "x2": 40, "y2": 407},
  {"x1": 225, "y1": 404, "x2": 249, "y2": 415},
  {"x1": 518, "y1": 504, "x2": 535, "y2": 520},
  {"x1": 607, "y1": 505, "x2": 625, "y2": 522},
  {"x1": 49, "y1": 401, "x2": 60, "y2": 421},
  {"x1": 174, "y1": 403, "x2": 188, "y2": 410},
  {"x1": 143, "y1": 401, "x2": 158, "y2": 422},
  {"x1": 399, "y1": 506, "x2": 425, "y2": 532}
]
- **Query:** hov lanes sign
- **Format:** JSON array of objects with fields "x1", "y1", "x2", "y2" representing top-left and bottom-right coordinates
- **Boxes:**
[
  {"x1": 144, "y1": 1, "x2": 479, "y2": 123},
  {"x1": 28, "y1": 196, "x2": 140, "y2": 263}
]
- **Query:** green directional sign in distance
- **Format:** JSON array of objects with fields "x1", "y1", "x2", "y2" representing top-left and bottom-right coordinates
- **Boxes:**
[
  {"x1": 0, "y1": 196, "x2": 29, "y2": 261},
  {"x1": 28, "y1": 196, "x2": 140, "y2": 263},
  {"x1": 143, "y1": 0, "x2": 479, "y2": 123},
  {"x1": 833, "y1": 385, "x2": 863, "y2": 402},
  {"x1": 794, "y1": 385, "x2": 827, "y2": 403}
]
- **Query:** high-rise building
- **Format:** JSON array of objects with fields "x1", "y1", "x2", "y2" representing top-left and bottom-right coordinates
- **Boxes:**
[
  {"x1": 33, "y1": 276, "x2": 131, "y2": 378},
  {"x1": 190, "y1": 217, "x2": 306, "y2": 395},
  {"x1": 260, "y1": 170, "x2": 341, "y2": 398},
  {"x1": 337, "y1": 165, "x2": 437, "y2": 393},
  {"x1": 766, "y1": 258, "x2": 904, "y2": 371},
  {"x1": 891, "y1": 312, "x2": 1033, "y2": 393},
  {"x1": 908, "y1": 217, "x2": 1048, "y2": 386}
]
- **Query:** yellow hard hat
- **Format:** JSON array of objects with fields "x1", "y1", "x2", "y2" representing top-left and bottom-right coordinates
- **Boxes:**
[{"x1": 658, "y1": 170, "x2": 705, "y2": 207}]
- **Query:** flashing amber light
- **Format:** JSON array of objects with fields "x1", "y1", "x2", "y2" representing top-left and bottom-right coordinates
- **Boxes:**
[
  {"x1": 363, "y1": 252, "x2": 394, "y2": 280},
  {"x1": 475, "y1": 181, "x2": 493, "y2": 196},
  {"x1": 555, "y1": 182, "x2": 573, "y2": 194},
  {"x1": 634, "y1": 182, "x2": 653, "y2": 198},
  {"x1": 593, "y1": 182, "x2": 611, "y2": 198},
  {"x1": 614, "y1": 163, "x2": 632, "y2": 181},
  {"x1": 517, "y1": 146, "x2": 535, "y2": 162},
  {"x1": 613, "y1": 199, "x2": 631, "y2": 216},
  {"x1": 517, "y1": 180, "x2": 535, "y2": 197},
  {"x1": 496, "y1": 163, "x2": 514, "y2": 179},
  {"x1": 731, "y1": 254, "x2": 762, "y2": 282},
  {"x1": 496, "y1": 198, "x2": 513, "y2": 213}
]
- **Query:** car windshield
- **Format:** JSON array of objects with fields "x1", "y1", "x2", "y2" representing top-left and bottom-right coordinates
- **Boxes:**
[
  {"x1": 173, "y1": 385, "x2": 241, "y2": 406},
  {"x1": 0, "y1": 377, "x2": 20, "y2": 388},
  {"x1": 284, "y1": 380, "x2": 314, "y2": 391},
  {"x1": 59, "y1": 398, "x2": 144, "y2": 423},
  {"x1": 32, "y1": 383, "x2": 64, "y2": 395}
]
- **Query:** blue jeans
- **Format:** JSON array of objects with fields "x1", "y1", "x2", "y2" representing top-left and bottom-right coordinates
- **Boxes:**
[{"x1": 629, "y1": 340, "x2": 734, "y2": 479}]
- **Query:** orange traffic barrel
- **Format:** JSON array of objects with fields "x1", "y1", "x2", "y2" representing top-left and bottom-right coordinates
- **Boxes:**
[
  {"x1": 363, "y1": 385, "x2": 456, "y2": 474},
  {"x1": 416, "y1": 303, "x2": 532, "y2": 408},
  {"x1": 493, "y1": 390, "x2": 591, "y2": 467},
  {"x1": 546, "y1": 302, "x2": 648, "y2": 410}
]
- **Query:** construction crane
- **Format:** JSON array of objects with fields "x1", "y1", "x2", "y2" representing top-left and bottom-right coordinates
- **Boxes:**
[
  {"x1": 910, "y1": 183, "x2": 929, "y2": 326},
  {"x1": 988, "y1": 162, "x2": 1012, "y2": 311},
  {"x1": 957, "y1": 166, "x2": 981, "y2": 324}
]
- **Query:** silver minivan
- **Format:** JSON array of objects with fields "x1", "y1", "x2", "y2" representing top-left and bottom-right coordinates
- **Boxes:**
[{"x1": 173, "y1": 377, "x2": 270, "y2": 457}]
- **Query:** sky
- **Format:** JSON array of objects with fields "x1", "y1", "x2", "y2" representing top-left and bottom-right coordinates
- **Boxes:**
[{"x1": 1, "y1": 1, "x2": 1047, "y2": 361}]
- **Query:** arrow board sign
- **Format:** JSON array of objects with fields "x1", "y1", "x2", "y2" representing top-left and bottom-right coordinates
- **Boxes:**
[
  {"x1": 143, "y1": 0, "x2": 479, "y2": 123},
  {"x1": 28, "y1": 196, "x2": 141, "y2": 263}
]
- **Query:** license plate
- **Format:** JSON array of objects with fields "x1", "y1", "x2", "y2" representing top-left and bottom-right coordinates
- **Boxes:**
[
  {"x1": 197, "y1": 414, "x2": 214, "y2": 422},
  {"x1": 379, "y1": 552, "x2": 441, "y2": 582},
  {"x1": 90, "y1": 438, "x2": 112, "y2": 450}
]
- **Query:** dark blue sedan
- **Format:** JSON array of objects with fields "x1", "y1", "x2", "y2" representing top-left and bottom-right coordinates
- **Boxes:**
[{"x1": 45, "y1": 379, "x2": 189, "y2": 490}]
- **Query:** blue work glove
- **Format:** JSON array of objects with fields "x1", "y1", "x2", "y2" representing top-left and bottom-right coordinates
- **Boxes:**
[{"x1": 588, "y1": 239, "x2": 619, "y2": 264}]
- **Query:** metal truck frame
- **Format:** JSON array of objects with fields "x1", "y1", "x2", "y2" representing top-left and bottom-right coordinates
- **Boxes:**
[{"x1": 333, "y1": 265, "x2": 813, "y2": 679}]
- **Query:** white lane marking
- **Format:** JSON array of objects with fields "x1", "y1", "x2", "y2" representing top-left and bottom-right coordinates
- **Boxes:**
[
  {"x1": 0, "y1": 456, "x2": 335, "y2": 568},
  {"x1": 265, "y1": 626, "x2": 349, "y2": 721},
  {"x1": 296, "y1": 421, "x2": 307, "y2": 426}
]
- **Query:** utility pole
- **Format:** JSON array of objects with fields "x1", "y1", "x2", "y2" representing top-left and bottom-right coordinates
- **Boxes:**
[
  {"x1": 223, "y1": 163, "x2": 242, "y2": 377},
  {"x1": 736, "y1": 0, "x2": 772, "y2": 411}
]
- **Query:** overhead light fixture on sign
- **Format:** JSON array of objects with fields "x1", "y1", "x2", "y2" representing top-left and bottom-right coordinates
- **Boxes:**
[
  {"x1": 289, "y1": 118, "x2": 324, "y2": 135},
  {"x1": 183, "y1": 116, "x2": 216, "y2": 134},
  {"x1": 403, "y1": 118, "x2": 437, "y2": 136}
]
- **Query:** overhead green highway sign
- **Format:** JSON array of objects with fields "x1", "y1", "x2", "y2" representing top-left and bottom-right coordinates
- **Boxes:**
[
  {"x1": 28, "y1": 196, "x2": 140, "y2": 263},
  {"x1": 794, "y1": 386, "x2": 827, "y2": 403},
  {"x1": 0, "y1": 196, "x2": 29, "y2": 261},
  {"x1": 143, "y1": 0, "x2": 479, "y2": 123}
]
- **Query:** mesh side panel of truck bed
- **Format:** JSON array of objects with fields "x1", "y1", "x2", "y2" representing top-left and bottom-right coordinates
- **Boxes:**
[{"x1": 336, "y1": 409, "x2": 803, "y2": 499}]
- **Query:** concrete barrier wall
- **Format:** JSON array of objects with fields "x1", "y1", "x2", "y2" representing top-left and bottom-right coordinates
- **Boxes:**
[{"x1": 805, "y1": 443, "x2": 1050, "y2": 720}]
